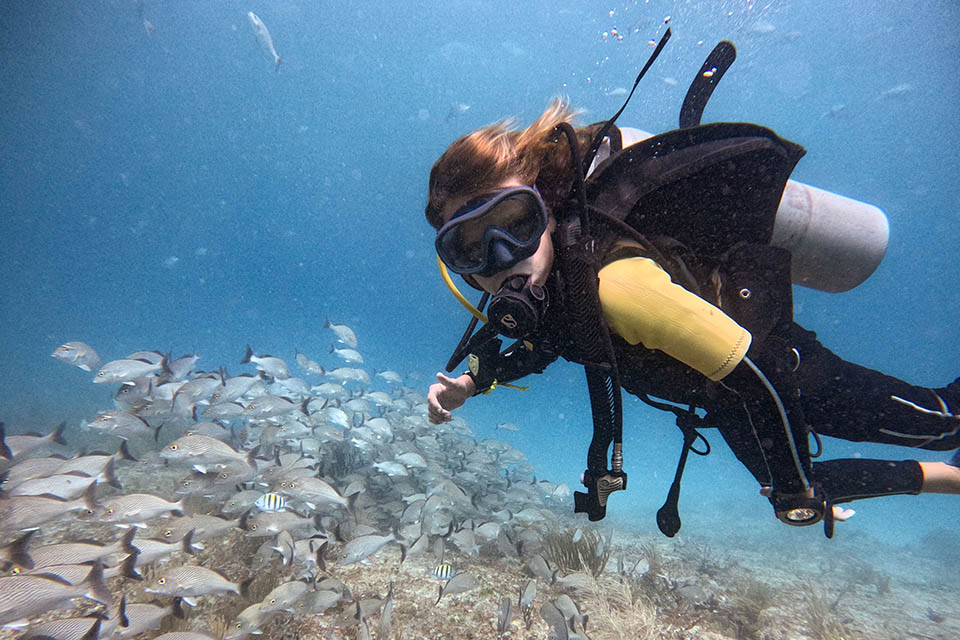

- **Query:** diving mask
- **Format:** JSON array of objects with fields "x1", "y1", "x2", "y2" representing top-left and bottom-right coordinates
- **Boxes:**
[{"x1": 435, "y1": 185, "x2": 548, "y2": 277}]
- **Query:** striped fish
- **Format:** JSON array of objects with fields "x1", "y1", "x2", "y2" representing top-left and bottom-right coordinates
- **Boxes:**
[
  {"x1": 431, "y1": 563, "x2": 455, "y2": 580},
  {"x1": 254, "y1": 492, "x2": 286, "y2": 512}
]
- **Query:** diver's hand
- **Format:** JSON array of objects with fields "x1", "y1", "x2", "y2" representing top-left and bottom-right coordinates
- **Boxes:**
[{"x1": 428, "y1": 372, "x2": 476, "y2": 424}]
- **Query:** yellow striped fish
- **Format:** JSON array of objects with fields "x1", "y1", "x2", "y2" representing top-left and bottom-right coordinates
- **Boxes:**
[
  {"x1": 431, "y1": 563, "x2": 455, "y2": 580},
  {"x1": 254, "y1": 492, "x2": 286, "y2": 512}
]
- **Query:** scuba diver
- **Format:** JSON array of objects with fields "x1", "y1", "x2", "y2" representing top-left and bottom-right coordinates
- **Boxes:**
[{"x1": 423, "y1": 35, "x2": 960, "y2": 537}]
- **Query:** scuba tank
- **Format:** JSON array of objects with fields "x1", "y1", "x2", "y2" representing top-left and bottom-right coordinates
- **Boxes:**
[{"x1": 603, "y1": 127, "x2": 889, "y2": 294}]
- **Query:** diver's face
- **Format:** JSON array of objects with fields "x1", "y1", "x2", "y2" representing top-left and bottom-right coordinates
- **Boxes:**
[{"x1": 440, "y1": 179, "x2": 555, "y2": 293}]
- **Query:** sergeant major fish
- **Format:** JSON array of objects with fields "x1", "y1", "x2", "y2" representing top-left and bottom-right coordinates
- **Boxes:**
[{"x1": 247, "y1": 11, "x2": 282, "y2": 71}]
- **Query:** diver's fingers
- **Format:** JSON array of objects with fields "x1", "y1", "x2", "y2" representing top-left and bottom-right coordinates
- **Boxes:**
[{"x1": 832, "y1": 506, "x2": 856, "y2": 522}]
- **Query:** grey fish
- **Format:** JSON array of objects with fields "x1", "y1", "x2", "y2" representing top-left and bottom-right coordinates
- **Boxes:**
[
  {"x1": 0, "y1": 483, "x2": 98, "y2": 533},
  {"x1": 8, "y1": 471, "x2": 96, "y2": 499},
  {"x1": 200, "y1": 401, "x2": 246, "y2": 420},
  {"x1": 242, "y1": 510, "x2": 319, "y2": 537},
  {"x1": 224, "y1": 603, "x2": 273, "y2": 640},
  {"x1": 330, "y1": 346, "x2": 364, "y2": 364},
  {"x1": 243, "y1": 394, "x2": 303, "y2": 418},
  {"x1": 96, "y1": 492, "x2": 186, "y2": 526},
  {"x1": 324, "y1": 319, "x2": 358, "y2": 348},
  {"x1": 0, "y1": 530, "x2": 35, "y2": 570},
  {"x1": 247, "y1": 11, "x2": 282, "y2": 70},
  {"x1": 525, "y1": 554, "x2": 554, "y2": 583},
  {"x1": 2, "y1": 422, "x2": 66, "y2": 460},
  {"x1": 85, "y1": 409, "x2": 159, "y2": 441},
  {"x1": 153, "y1": 513, "x2": 241, "y2": 542},
  {"x1": 172, "y1": 377, "x2": 224, "y2": 417},
  {"x1": 113, "y1": 599, "x2": 181, "y2": 638},
  {"x1": 1, "y1": 455, "x2": 70, "y2": 489},
  {"x1": 274, "y1": 476, "x2": 353, "y2": 510},
  {"x1": 221, "y1": 490, "x2": 264, "y2": 516},
  {"x1": 94, "y1": 357, "x2": 164, "y2": 384},
  {"x1": 273, "y1": 530, "x2": 295, "y2": 566},
  {"x1": 24, "y1": 529, "x2": 135, "y2": 570},
  {"x1": 127, "y1": 529, "x2": 200, "y2": 568},
  {"x1": 241, "y1": 346, "x2": 289, "y2": 379},
  {"x1": 20, "y1": 616, "x2": 104, "y2": 640},
  {"x1": 296, "y1": 588, "x2": 341, "y2": 615},
  {"x1": 259, "y1": 580, "x2": 310, "y2": 614},
  {"x1": 336, "y1": 532, "x2": 397, "y2": 567},
  {"x1": 435, "y1": 571, "x2": 478, "y2": 605},
  {"x1": 295, "y1": 351, "x2": 325, "y2": 376},
  {"x1": 327, "y1": 367, "x2": 371, "y2": 385},
  {"x1": 160, "y1": 434, "x2": 255, "y2": 472},
  {"x1": 497, "y1": 596, "x2": 514, "y2": 635},
  {"x1": 144, "y1": 564, "x2": 242, "y2": 600},
  {"x1": 166, "y1": 353, "x2": 201, "y2": 381},
  {"x1": 209, "y1": 374, "x2": 260, "y2": 404},
  {"x1": 51, "y1": 341, "x2": 101, "y2": 372},
  {"x1": 520, "y1": 579, "x2": 537, "y2": 609},
  {"x1": 54, "y1": 442, "x2": 135, "y2": 486},
  {"x1": 0, "y1": 561, "x2": 110, "y2": 626}
]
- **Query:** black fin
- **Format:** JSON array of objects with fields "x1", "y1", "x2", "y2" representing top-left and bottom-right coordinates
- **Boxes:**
[
  {"x1": 7, "y1": 529, "x2": 36, "y2": 569},
  {"x1": 679, "y1": 40, "x2": 736, "y2": 129},
  {"x1": 0, "y1": 422, "x2": 11, "y2": 459},
  {"x1": 241, "y1": 345, "x2": 253, "y2": 364},
  {"x1": 49, "y1": 421, "x2": 68, "y2": 445}
]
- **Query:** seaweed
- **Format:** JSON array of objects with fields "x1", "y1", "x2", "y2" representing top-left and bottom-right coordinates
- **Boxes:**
[
  {"x1": 799, "y1": 579, "x2": 864, "y2": 640},
  {"x1": 724, "y1": 579, "x2": 776, "y2": 640},
  {"x1": 542, "y1": 527, "x2": 613, "y2": 578}
]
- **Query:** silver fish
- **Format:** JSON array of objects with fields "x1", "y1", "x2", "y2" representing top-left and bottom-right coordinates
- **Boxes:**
[
  {"x1": 247, "y1": 11, "x2": 282, "y2": 70},
  {"x1": 96, "y1": 492, "x2": 186, "y2": 526},
  {"x1": 0, "y1": 483, "x2": 98, "y2": 533},
  {"x1": 2, "y1": 422, "x2": 66, "y2": 460},
  {"x1": 242, "y1": 510, "x2": 318, "y2": 537},
  {"x1": 8, "y1": 471, "x2": 96, "y2": 499},
  {"x1": 154, "y1": 513, "x2": 241, "y2": 542},
  {"x1": 144, "y1": 564, "x2": 242, "y2": 599},
  {"x1": 94, "y1": 357, "x2": 164, "y2": 384},
  {"x1": 296, "y1": 589, "x2": 341, "y2": 615},
  {"x1": 295, "y1": 351, "x2": 326, "y2": 376},
  {"x1": 435, "y1": 571, "x2": 477, "y2": 605},
  {"x1": 259, "y1": 580, "x2": 310, "y2": 614},
  {"x1": 520, "y1": 579, "x2": 537, "y2": 609},
  {"x1": 85, "y1": 410, "x2": 159, "y2": 441},
  {"x1": 495, "y1": 421, "x2": 520, "y2": 432},
  {"x1": 327, "y1": 367, "x2": 371, "y2": 385},
  {"x1": 209, "y1": 374, "x2": 260, "y2": 404},
  {"x1": 330, "y1": 346, "x2": 364, "y2": 364},
  {"x1": 23, "y1": 529, "x2": 135, "y2": 570},
  {"x1": 497, "y1": 596, "x2": 513, "y2": 635},
  {"x1": 20, "y1": 616, "x2": 105, "y2": 640},
  {"x1": 324, "y1": 319, "x2": 358, "y2": 348},
  {"x1": 241, "y1": 346, "x2": 290, "y2": 379},
  {"x1": 376, "y1": 370, "x2": 403, "y2": 383},
  {"x1": 243, "y1": 394, "x2": 302, "y2": 418},
  {"x1": 224, "y1": 602, "x2": 272, "y2": 640},
  {"x1": 0, "y1": 562, "x2": 110, "y2": 626},
  {"x1": 160, "y1": 434, "x2": 254, "y2": 472},
  {"x1": 128, "y1": 530, "x2": 200, "y2": 568},
  {"x1": 336, "y1": 532, "x2": 396, "y2": 567},
  {"x1": 113, "y1": 599, "x2": 180, "y2": 638},
  {"x1": 51, "y1": 341, "x2": 101, "y2": 372},
  {"x1": 166, "y1": 353, "x2": 201, "y2": 381}
]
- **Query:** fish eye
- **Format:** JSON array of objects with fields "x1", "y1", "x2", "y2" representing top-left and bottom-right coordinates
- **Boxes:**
[
  {"x1": 280, "y1": 482, "x2": 288, "y2": 488},
  {"x1": 163, "y1": 529, "x2": 173, "y2": 538},
  {"x1": 212, "y1": 392, "x2": 221, "y2": 399},
  {"x1": 270, "y1": 598, "x2": 276, "y2": 604},
  {"x1": 185, "y1": 431, "x2": 195, "y2": 436},
  {"x1": 182, "y1": 480, "x2": 191, "y2": 487},
  {"x1": 106, "y1": 508, "x2": 114, "y2": 515},
  {"x1": 219, "y1": 473, "x2": 229, "y2": 480},
  {"x1": 11, "y1": 568, "x2": 20, "y2": 575},
  {"x1": 97, "y1": 371, "x2": 104, "y2": 377},
  {"x1": 289, "y1": 482, "x2": 296, "y2": 488},
  {"x1": 158, "y1": 578, "x2": 166, "y2": 584},
  {"x1": 168, "y1": 444, "x2": 179, "y2": 451},
  {"x1": 236, "y1": 624, "x2": 242, "y2": 629},
  {"x1": 250, "y1": 524, "x2": 258, "y2": 530}
]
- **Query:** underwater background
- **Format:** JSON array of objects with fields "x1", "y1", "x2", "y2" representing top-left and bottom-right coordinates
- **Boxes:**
[{"x1": 1, "y1": 0, "x2": 959, "y2": 633}]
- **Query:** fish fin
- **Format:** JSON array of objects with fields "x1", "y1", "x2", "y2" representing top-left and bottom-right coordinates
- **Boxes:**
[
  {"x1": 435, "y1": 584, "x2": 443, "y2": 606},
  {"x1": 172, "y1": 597, "x2": 186, "y2": 618},
  {"x1": 239, "y1": 576, "x2": 254, "y2": 599},
  {"x1": 0, "y1": 422, "x2": 11, "y2": 460},
  {"x1": 117, "y1": 594, "x2": 129, "y2": 627},
  {"x1": 7, "y1": 530, "x2": 36, "y2": 569},
  {"x1": 121, "y1": 551, "x2": 142, "y2": 580},
  {"x1": 193, "y1": 464, "x2": 208, "y2": 475},
  {"x1": 181, "y1": 596, "x2": 198, "y2": 607},
  {"x1": 182, "y1": 529, "x2": 198, "y2": 555},
  {"x1": 48, "y1": 421, "x2": 68, "y2": 445},
  {"x1": 104, "y1": 456, "x2": 122, "y2": 489},
  {"x1": 241, "y1": 345, "x2": 253, "y2": 364},
  {"x1": 84, "y1": 561, "x2": 113, "y2": 607},
  {"x1": 81, "y1": 481, "x2": 99, "y2": 512}
]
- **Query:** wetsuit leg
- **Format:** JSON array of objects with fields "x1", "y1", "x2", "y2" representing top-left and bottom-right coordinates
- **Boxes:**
[{"x1": 787, "y1": 323, "x2": 960, "y2": 451}]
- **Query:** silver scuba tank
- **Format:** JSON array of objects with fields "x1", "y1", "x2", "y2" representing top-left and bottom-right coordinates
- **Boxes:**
[{"x1": 611, "y1": 127, "x2": 889, "y2": 294}]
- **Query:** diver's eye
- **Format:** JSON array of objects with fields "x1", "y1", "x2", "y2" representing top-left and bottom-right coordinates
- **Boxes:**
[
  {"x1": 158, "y1": 578, "x2": 166, "y2": 584},
  {"x1": 168, "y1": 444, "x2": 179, "y2": 451}
]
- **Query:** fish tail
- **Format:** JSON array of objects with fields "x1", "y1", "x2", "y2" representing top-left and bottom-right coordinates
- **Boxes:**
[
  {"x1": 0, "y1": 422, "x2": 10, "y2": 459},
  {"x1": 104, "y1": 456, "x2": 122, "y2": 489},
  {"x1": 84, "y1": 561, "x2": 113, "y2": 607},
  {"x1": 116, "y1": 439, "x2": 137, "y2": 463},
  {"x1": 7, "y1": 529, "x2": 36, "y2": 569},
  {"x1": 121, "y1": 549, "x2": 142, "y2": 579},
  {"x1": 241, "y1": 345, "x2": 254, "y2": 364},
  {"x1": 80, "y1": 481, "x2": 100, "y2": 512},
  {"x1": 48, "y1": 421, "x2": 68, "y2": 445},
  {"x1": 239, "y1": 576, "x2": 255, "y2": 598}
]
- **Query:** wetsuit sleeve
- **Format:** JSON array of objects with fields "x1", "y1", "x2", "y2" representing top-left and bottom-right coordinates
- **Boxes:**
[
  {"x1": 466, "y1": 337, "x2": 559, "y2": 396},
  {"x1": 598, "y1": 257, "x2": 752, "y2": 381}
]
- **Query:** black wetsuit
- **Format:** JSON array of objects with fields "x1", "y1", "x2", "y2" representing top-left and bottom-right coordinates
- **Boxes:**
[{"x1": 465, "y1": 239, "x2": 960, "y2": 506}]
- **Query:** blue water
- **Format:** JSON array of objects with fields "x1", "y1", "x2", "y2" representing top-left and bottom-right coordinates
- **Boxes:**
[{"x1": 2, "y1": 0, "x2": 958, "y2": 552}]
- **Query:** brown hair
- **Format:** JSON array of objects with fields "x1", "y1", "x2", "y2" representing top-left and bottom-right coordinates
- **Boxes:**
[{"x1": 425, "y1": 98, "x2": 595, "y2": 228}]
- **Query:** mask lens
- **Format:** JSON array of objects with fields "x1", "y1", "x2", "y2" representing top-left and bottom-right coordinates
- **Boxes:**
[{"x1": 436, "y1": 187, "x2": 547, "y2": 274}]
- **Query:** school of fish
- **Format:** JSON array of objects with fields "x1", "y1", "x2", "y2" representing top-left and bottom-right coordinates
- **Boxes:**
[{"x1": 0, "y1": 320, "x2": 603, "y2": 639}]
